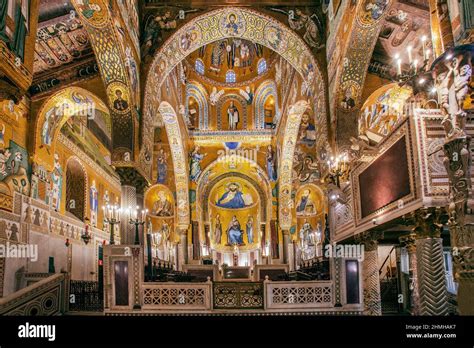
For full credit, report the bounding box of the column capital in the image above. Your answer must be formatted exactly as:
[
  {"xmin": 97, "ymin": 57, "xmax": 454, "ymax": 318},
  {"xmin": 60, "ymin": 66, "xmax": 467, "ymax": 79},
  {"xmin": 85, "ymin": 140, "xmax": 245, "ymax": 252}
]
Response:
[
  {"xmin": 399, "ymin": 233, "xmax": 417, "ymax": 253},
  {"xmin": 410, "ymin": 207, "xmax": 446, "ymax": 239},
  {"xmin": 355, "ymin": 231, "xmax": 383, "ymax": 251}
]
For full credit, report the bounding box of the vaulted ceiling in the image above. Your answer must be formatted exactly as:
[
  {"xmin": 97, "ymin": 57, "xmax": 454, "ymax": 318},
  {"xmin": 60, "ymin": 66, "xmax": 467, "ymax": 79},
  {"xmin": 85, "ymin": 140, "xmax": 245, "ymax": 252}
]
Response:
[
  {"xmin": 33, "ymin": 0, "xmax": 95, "ymax": 80},
  {"xmin": 369, "ymin": 0, "xmax": 432, "ymax": 79}
]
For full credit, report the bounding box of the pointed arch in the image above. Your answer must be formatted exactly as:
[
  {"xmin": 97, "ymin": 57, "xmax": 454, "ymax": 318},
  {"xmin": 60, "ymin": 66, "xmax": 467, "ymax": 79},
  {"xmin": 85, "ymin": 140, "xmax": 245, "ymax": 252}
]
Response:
[
  {"xmin": 278, "ymin": 100, "xmax": 310, "ymax": 229},
  {"xmin": 332, "ymin": 0, "xmax": 392, "ymax": 147},
  {"xmin": 144, "ymin": 8, "xmax": 328, "ymax": 228},
  {"xmin": 158, "ymin": 101, "xmax": 190, "ymax": 227},
  {"xmin": 71, "ymin": 0, "xmax": 142, "ymax": 171},
  {"xmin": 216, "ymin": 94, "xmax": 248, "ymax": 130},
  {"xmin": 195, "ymin": 155, "xmax": 273, "ymax": 251},
  {"xmin": 185, "ymin": 81, "xmax": 209, "ymax": 129},
  {"xmin": 33, "ymin": 87, "xmax": 110, "ymax": 171},
  {"xmin": 65, "ymin": 156, "xmax": 89, "ymax": 222},
  {"xmin": 143, "ymin": 7, "xmax": 327, "ymax": 146},
  {"xmin": 254, "ymin": 79, "xmax": 280, "ymax": 129}
]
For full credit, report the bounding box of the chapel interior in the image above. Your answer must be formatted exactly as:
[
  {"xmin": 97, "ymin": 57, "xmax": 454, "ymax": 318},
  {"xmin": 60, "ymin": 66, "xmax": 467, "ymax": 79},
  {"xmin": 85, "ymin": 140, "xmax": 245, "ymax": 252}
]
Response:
[{"xmin": 0, "ymin": 0, "xmax": 473, "ymax": 316}]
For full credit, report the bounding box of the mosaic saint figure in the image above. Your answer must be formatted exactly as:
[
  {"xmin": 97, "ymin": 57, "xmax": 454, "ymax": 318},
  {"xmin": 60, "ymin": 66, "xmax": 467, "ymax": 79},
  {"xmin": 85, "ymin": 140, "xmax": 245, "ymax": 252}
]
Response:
[
  {"xmin": 42, "ymin": 107, "xmax": 57, "ymax": 146},
  {"xmin": 296, "ymin": 189, "xmax": 316, "ymax": 215},
  {"xmin": 125, "ymin": 47, "xmax": 139, "ymax": 105},
  {"xmin": 266, "ymin": 145, "xmax": 277, "ymax": 181},
  {"xmin": 246, "ymin": 216, "xmax": 254, "ymax": 244},
  {"xmin": 341, "ymin": 87, "xmax": 355, "ymax": 110},
  {"xmin": 210, "ymin": 41, "xmax": 226, "ymax": 72},
  {"xmin": 51, "ymin": 154, "xmax": 62, "ymax": 211},
  {"xmin": 156, "ymin": 148, "xmax": 168, "ymax": 184},
  {"xmin": 153, "ymin": 191, "xmax": 172, "ymax": 217},
  {"xmin": 90, "ymin": 180, "xmax": 99, "ymax": 227},
  {"xmin": 113, "ymin": 89, "xmax": 128, "ymax": 111},
  {"xmin": 214, "ymin": 214, "xmax": 222, "ymax": 244},
  {"xmin": 189, "ymin": 146, "xmax": 206, "ymax": 182},
  {"xmin": 227, "ymin": 101, "xmax": 239, "ymax": 130},
  {"xmin": 227, "ymin": 215, "xmax": 244, "ymax": 245}
]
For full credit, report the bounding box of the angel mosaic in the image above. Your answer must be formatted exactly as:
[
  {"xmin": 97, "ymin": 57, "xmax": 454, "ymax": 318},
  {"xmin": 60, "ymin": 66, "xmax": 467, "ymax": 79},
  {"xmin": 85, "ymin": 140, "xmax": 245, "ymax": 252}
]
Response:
[
  {"xmin": 359, "ymin": 0, "xmax": 390, "ymax": 24},
  {"xmin": 142, "ymin": 8, "xmax": 199, "ymax": 58},
  {"xmin": 270, "ymin": 8, "xmax": 323, "ymax": 49}
]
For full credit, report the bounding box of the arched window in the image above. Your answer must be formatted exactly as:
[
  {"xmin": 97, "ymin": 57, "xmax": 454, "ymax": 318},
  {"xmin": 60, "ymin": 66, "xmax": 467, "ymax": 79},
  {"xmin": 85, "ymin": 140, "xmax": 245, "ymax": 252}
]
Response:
[
  {"xmin": 257, "ymin": 58, "xmax": 267, "ymax": 74},
  {"xmin": 66, "ymin": 159, "xmax": 86, "ymax": 221},
  {"xmin": 226, "ymin": 70, "xmax": 236, "ymax": 83},
  {"xmin": 195, "ymin": 59, "xmax": 204, "ymax": 75}
]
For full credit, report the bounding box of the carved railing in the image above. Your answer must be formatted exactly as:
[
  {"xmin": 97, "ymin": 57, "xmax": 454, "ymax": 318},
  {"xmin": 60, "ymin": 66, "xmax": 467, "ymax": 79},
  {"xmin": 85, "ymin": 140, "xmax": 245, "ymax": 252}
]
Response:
[
  {"xmin": 213, "ymin": 282, "xmax": 264, "ymax": 310},
  {"xmin": 0, "ymin": 273, "xmax": 66, "ymax": 316},
  {"xmin": 264, "ymin": 280, "xmax": 333, "ymax": 310},
  {"xmin": 68, "ymin": 280, "xmax": 103, "ymax": 312},
  {"xmin": 142, "ymin": 282, "xmax": 212, "ymax": 311}
]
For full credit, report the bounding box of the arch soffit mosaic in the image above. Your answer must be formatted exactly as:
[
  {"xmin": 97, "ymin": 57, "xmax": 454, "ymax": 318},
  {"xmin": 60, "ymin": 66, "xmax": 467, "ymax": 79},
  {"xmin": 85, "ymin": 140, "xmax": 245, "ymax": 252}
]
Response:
[
  {"xmin": 278, "ymin": 99, "xmax": 310, "ymax": 229},
  {"xmin": 33, "ymin": 87, "xmax": 110, "ymax": 171},
  {"xmin": 144, "ymin": 8, "xmax": 327, "ymax": 227},
  {"xmin": 158, "ymin": 101, "xmax": 190, "ymax": 228},
  {"xmin": 70, "ymin": 0, "xmax": 141, "ymax": 167},
  {"xmin": 333, "ymin": 0, "xmax": 393, "ymax": 147}
]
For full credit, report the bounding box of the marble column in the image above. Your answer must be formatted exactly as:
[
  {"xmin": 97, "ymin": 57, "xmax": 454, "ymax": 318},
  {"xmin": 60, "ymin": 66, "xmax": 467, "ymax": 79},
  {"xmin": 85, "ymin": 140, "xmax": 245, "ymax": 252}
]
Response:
[
  {"xmin": 120, "ymin": 185, "xmax": 137, "ymax": 245},
  {"xmin": 178, "ymin": 228, "xmax": 188, "ymax": 270},
  {"xmin": 136, "ymin": 192, "xmax": 144, "ymax": 245},
  {"xmin": 416, "ymin": 237, "xmax": 449, "ymax": 315},
  {"xmin": 288, "ymin": 241, "xmax": 295, "ymax": 271},
  {"xmin": 282, "ymin": 230, "xmax": 290, "ymax": 265},
  {"xmin": 0, "ymin": 256, "xmax": 5, "ymax": 297},
  {"xmin": 411, "ymin": 208, "xmax": 449, "ymax": 316},
  {"xmin": 356, "ymin": 231, "xmax": 382, "ymax": 316},
  {"xmin": 399, "ymin": 233, "xmax": 420, "ymax": 315},
  {"xmin": 443, "ymin": 137, "xmax": 473, "ymax": 315}
]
